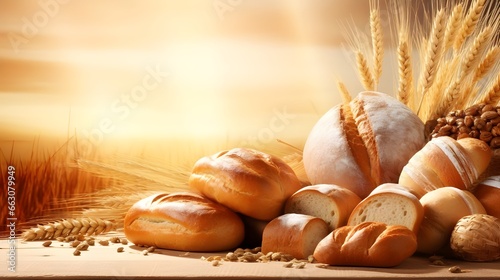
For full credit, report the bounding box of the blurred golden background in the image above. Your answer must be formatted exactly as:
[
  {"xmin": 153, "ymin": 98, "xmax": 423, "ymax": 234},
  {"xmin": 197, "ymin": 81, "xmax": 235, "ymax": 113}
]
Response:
[{"xmin": 0, "ymin": 0, "xmax": 401, "ymax": 159}]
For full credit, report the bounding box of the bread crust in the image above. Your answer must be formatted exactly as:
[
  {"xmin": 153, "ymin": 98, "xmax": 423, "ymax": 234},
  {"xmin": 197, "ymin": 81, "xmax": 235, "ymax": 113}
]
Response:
[
  {"xmin": 189, "ymin": 148, "xmax": 302, "ymax": 221},
  {"xmin": 124, "ymin": 192, "xmax": 245, "ymax": 252},
  {"xmin": 261, "ymin": 213, "xmax": 330, "ymax": 260},
  {"xmin": 313, "ymin": 222, "xmax": 417, "ymax": 267},
  {"xmin": 303, "ymin": 91, "xmax": 425, "ymax": 198},
  {"xmin": 473, "ymin": 176, "xmax": 500, "ymax": 219}
]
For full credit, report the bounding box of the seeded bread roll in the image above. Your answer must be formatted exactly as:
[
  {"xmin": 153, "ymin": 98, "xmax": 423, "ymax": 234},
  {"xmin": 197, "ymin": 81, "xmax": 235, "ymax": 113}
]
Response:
[
  {"xmin": 261, "ymin": 213, "xmax": 330, "ymax": 260},
  {"xmin": 303, "ymin": 91, "xmax": 425, "ymax": 198},
  {"xmin": 284, "ymin": 184, "xmax": 361, "ymax": 231},
  {"xmin": 189, "ymin": 148, "xmax": 302, "ymax": 221},
  {"xmin": 347, "ymin": 183, "xmax": 424, "ymax": 233},
  {"xmin": 417, "ymin": 187, "xmax": 487, "ymax": 254},
  {"xmin": 313, "ymin": 222, "xmax": 417, "ymax": 267},
  {"xmin": 124, "ymin": 192, "xmax": 245, "ymax": 252},
  {"xmin": 474, "ymin": 176, "xmax": 500, "ymax": 219}
]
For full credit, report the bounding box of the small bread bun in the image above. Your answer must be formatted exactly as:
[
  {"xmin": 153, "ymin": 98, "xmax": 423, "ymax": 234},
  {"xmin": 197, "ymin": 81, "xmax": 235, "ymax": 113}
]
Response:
[
  {"xmin": 189, "ymin": 148, "xmax": 302, "ymax": 221},
  {"xmin": 261, "ymin": 213, "xmax": 330, "ymax": 260},
  {"xmin": 313, "ymin": 222, "xmax": 417, "ymax": 267},
  {"xmin": 473, "ymin": 176, "xmax": 500, "ymax": 219},
  {"xmin": 347, "ymin": 183, "xmax": 424, "ymax": 233},
  {"xmin": 417, "ymin": 187, "xmax": 486, "ymax": 255},
  {"xmin": 284, "ymin": 184, "xmax": 361, "ymax": 231},
  {"xmin": 124, "ymin": 192, "xmax": 244, "ymax": 252}
]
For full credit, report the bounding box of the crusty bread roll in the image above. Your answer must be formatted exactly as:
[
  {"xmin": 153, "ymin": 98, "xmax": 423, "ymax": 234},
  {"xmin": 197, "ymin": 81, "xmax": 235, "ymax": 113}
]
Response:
[
  {"xmin": 417, "ymin": 187, "xmax": 487, "ymax": 255},
  {"xmin": 473, "ymin": 176, "xmax": 500, "ymax": 219},
  {"xmin": 347, "ymin": 183, "xmax": 424, "ymax": 233},
  {"xmin": 313, "ymin": 222, "xmax": 417, "ymax": 267},
  {"xmin": 189, "ymin": 148, "xmax": 302, "ymax": 221},
  {"xmin": 399, "ymin": 137, "xmax": 492, "ymax": 195},
  {"xmin": 261, "ymin": 213, "xmax": 330, "ymax": 260},
  {"xmin": 284, "ymin": 184, "xmax": 361, "ymax": 231},
  {"xmin": 303, "ymin": 91, "xmax": 425, "ymax": 198},
  {"xmin": 124, "ymin": 192, "xmax": 245, "ymax": 252}
]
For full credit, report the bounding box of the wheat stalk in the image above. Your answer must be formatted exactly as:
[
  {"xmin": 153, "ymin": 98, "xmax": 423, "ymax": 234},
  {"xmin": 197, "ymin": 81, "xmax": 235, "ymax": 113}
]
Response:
[
  {"xmin": 474, "ymin": 45, "xmax": 500, "ymax": 82},
  {"xmin": 370, "ymin": 1, "xmax": 383, "ymax": 88},
  {"xmin": 444, "ymin": 3, "xmax": 465, "ymax": 50},
  {"xmin": 453, "ymin": 0, "xmax": 486, "ymax": 53},
  {"xmin": 477, "ymin": 72, "xmax": 500, "ymax": 105},
  {"xmin": 397, "ymin": 39, "xmax": 414, "ymax": 108},
  {"xmin": 416, "ymin": 8, "xmax": 446, "ymax": 116},
  {"xmin": 337, "ymin": 80, "xmax": 352, "ymax": 103},
  {"xmin": 21, "ymin": 217, "xmax": 115, "ymax": 241},
  {"xmin": 355, "ymin": 51, "xmax": 375, "ymax": 91}
]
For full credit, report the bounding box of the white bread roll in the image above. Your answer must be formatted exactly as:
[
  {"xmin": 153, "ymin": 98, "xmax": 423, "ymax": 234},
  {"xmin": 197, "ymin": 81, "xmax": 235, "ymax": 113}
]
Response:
[
  {"xmin": 284, "ymin": 184, "xmax": 361, "ymax": 231},
  {"xmin": 417, "ymin": 187, "xmax": 487, "ymax": 255},
  {"xmin": 313, "ymin": 222, "xmax": 417, "ymax": 267},
  {"xmin": 124, "ymin": 192, "xmax": 245, "ymax": 252},
  {"xmin": 347, "ymin": 183, "xmax": 424, "ymax": 233},
  {"xmin": 399, "ymin": 137, "xmax": 492, "ymax": 195},
  {"xmin": 303, "ymin": 91, "xmax": 425, "ymax": 198},
  {"xmin": 189, "ymin": 148, "xmax": 302, "ymax": 221},
  {"xmin": 473, "ymin": 176, "xmax": 500, "ymax": 219},
  {"xmin": 261, "ymin": 213, "xmax": 330, "ymax": 260}
]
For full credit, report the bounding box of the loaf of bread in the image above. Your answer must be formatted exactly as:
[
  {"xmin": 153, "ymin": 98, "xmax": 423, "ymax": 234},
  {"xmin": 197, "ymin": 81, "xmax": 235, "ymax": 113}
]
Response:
[
  {"xmin": 284, "ymin": 184, "xmax": 361, "ymax": 231},
  {"xmin": 189, "ymin": 148, "xmax": 302, "ymax": 221},
  {"xmin": 347, "ymin": 183, "xmax": 424, "ymax": 233},
  {"xmin": 474, "ymin": 176, "xmax": 500, "ymax": 219},
  {"xmin": 261, "ymin": 213, "xmax": 330, "ymax": 260},
  {"xmin": 303, "ymin": 91, "xmax": 425, "ymax": 198},
  {"xmin": 399, "ymin": 137, "xmax": 492, "ymax": 195},
  {"xmin": 313, "ymin": 222, "xmax": 417, "ymax": 267},
  {"xmin": 417, "ymin": 187, "xmax": 487, "ymax": 255},
  {"xmin": 124, "ymin": 192, "xmax": 245, "ymax": 252}
]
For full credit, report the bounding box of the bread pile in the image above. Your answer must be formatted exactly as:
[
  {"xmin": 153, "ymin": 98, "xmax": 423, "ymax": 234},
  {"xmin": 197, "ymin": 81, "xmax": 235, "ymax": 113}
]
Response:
[{"xmin": 124, "ymin": 91, "xmax": 500, "ymax": 267}]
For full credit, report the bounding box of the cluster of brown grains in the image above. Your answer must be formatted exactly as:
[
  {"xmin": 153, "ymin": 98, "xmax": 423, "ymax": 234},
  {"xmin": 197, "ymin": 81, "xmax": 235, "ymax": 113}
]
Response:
[
  {"xmin": 22, "ymin": 217, "xmax": 115, "ymax": 241},
  {"xmin": 430, "ymin": 104, "xmax": 500, "ymax": 148},
  {"xmin": 39, "ymin": 234, "xmax": 129, "ymax": 257},
  {"xmin": 201, "ymin": 247, "xmax": 318, "ymax": 269}
]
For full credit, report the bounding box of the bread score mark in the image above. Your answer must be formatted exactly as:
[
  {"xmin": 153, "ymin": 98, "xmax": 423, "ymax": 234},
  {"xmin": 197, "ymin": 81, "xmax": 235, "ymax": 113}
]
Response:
[{"xmin": 339, "ymin": 102, "xmax": 378, "ymax": 191}]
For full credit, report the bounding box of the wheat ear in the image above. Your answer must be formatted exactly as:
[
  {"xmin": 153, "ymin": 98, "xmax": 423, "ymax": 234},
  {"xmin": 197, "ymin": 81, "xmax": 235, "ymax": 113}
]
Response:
[
  {"xmin": 370, "ymin": 1, "xmax": 383, "ymax": 88},
  {"xmin": 453, "ymin": 0, "xmax": 486, "ymax": 53},
  {"xmin": 336, "ymin": 80, "xmax": 352, "ymax": 103},
  {"xmin": 443, "ymin": 3, "xmax": 464, "ymax": 50},
  {"xmin": 474, "ymin": 46, "xmax": 500, "ymax": 82},
  {"xmin": 416, "ymin": 9, "xmax": 446, "ymax": 116},
  {"xmin": 460, "ymin": 26, "xmax": 493, "ymax": 78},
  {"xmin": 397, "ymin": 39, "xmax": 413, "ymax": 108},
  {"xmin": 355, "ymin": 51, "xmax": 375, "ymax": 91},
  {"xmin": 22, "ymin": 217, "xmax": 115, "ymax": 241},
  {"xmin": 477, "ymin": 73, "xmax": 500, "ymax": 105}
]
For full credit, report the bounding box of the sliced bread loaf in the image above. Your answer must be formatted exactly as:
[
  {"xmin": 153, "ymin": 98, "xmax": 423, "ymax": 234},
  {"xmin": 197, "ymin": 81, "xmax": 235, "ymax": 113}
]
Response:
[
  {"xmin": 284, "ymin": 184, "xmax": 361, "ymax": 231},
  {"xmin": 347, "ymin": 183, "xmax": 424, "ymax": 233}
]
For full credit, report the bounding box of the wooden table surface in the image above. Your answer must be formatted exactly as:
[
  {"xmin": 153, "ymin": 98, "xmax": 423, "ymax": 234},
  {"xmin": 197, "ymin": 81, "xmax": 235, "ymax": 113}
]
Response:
[{"xmin": 1, "ymin": 234, "xmax": 499, "ymax": 280}]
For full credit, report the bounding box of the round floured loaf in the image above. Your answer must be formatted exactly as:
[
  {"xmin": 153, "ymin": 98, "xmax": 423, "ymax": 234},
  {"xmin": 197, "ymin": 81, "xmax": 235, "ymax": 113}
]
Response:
[
  {"xmin": 284, "ymin": 184, "xmax": 361, "ymax": 231},
  {"xmin": 124, "ymin": 192, "xmax": 245, "ymax": 252},
  {"xmin": 303, "ymin": 91, "xmax": 425, "ymax": 198},
  {"xmin": 261, "ymin": 213, "xmax": 330, "ymax": 260},
  {"xmin": 189, "ymin": 148, "xmax": 302, "ymax": 221},
  {"xmin": 347, "ymin": 183, "xmax": 424, "ymax": 233},
  {"xmin": 417, "ymin": 187, "xmax": 486, "ymax": 255},
  {"xmin": 313, "ymin": 222, "xmax": 417, "ymax": 267}
]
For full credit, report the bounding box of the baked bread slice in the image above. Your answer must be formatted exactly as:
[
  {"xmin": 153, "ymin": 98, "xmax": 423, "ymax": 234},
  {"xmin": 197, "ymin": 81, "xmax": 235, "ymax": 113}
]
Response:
[
  {"xmin": 284, "ymin": 184, "xmax": 361, "ymax": 231},
  {"xmin": 347, "ymin": 183, "xmax": 424, "ymax": 233}
]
